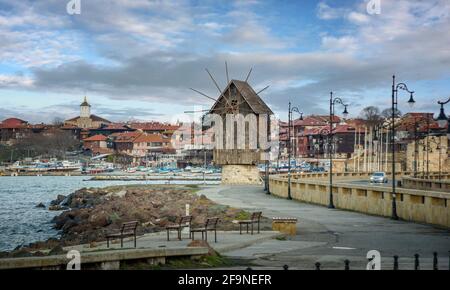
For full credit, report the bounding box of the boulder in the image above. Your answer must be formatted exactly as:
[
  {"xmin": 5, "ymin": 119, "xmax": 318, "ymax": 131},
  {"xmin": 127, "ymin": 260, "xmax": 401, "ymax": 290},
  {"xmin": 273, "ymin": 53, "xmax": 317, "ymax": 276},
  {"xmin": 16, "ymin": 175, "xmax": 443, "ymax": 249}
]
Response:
[{"xmin": 35, "ymin": 202, "xmax": 45, "ymax": 208}]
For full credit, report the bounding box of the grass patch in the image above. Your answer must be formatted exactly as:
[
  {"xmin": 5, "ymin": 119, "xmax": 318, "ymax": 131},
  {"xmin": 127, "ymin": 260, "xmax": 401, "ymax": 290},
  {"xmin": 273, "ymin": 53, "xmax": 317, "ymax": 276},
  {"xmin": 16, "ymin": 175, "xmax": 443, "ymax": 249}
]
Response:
[
  {"xmin": 275, "ymin": 235, "xmax": 287, "ymax": 241},
  {"xmin": 120, "ymin": 253, "xmax": 234, "ymax": 270},
  {"xmin": 235, "ymin": 210, "xmax": 251, "ymax": 220}
]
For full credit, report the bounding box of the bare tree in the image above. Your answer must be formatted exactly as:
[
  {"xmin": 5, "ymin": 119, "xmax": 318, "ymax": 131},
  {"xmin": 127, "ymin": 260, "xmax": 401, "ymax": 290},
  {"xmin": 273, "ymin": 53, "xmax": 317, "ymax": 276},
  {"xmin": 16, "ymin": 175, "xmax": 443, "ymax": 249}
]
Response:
[
  {"xmin": 359, "ymin": 106, "xmax": 383, "ymax": 127},
  {"xmin": 52, "ymin": 117, "xmax": 65, "ymax": 127},
  {"xmin": 381, "ymin": 108, "xmax": 402, "ymax": 119}
]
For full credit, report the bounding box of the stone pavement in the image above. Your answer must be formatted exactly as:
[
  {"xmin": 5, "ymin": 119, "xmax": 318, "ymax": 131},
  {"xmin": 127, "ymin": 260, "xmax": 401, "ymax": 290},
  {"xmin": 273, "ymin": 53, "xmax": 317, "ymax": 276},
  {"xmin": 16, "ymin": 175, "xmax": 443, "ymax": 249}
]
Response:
[
  {"xmin": 198, "ymin": 185, "xmax": 450, "ymax": 270},
  {"xmin": 65, "ymin": 230, "xmax": 281, "ymax": 255}
]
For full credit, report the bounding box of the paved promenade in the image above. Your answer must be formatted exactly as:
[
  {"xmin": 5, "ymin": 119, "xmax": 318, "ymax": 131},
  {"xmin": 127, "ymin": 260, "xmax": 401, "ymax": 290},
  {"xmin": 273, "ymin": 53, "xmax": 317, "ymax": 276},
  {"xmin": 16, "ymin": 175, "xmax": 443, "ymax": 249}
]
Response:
[
  {"xmin": 65, "ymin": 230, "xmax": 281, "ymax": 255},
  {"xmin": 198, "ymin": 185, "xmax": 450, "ymax": 270}
]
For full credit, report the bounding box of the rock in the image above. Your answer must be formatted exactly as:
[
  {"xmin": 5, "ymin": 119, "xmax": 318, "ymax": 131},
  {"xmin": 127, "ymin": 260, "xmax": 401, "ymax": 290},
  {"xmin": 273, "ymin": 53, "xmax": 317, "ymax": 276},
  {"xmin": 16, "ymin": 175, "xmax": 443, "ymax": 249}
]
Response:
[
  {"xmin": 62, "ymin": 220, "xmax": 78, "ymax": 233},
  {"xmin": 51, "ymin": 194, "xmax": 66, "ymax": 206},
  {"xmin": 36, "ymin": 202, "xmax": 45, "ymax": 208},
  {"xmin": 48, "ymin": 205, "xmax": 66, "ymax": 211},
  {"xmin": 48, "ymin": 245, "xmax": 65, "ymax": 256}
]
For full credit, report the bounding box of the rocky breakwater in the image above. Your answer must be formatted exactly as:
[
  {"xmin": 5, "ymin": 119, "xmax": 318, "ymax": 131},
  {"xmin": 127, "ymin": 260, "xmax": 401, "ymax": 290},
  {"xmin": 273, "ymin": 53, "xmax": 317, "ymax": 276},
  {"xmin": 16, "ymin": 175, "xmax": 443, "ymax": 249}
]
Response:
[{"xmin": 4, "ymin": 185, "xmax": 267, "ymax": 257}]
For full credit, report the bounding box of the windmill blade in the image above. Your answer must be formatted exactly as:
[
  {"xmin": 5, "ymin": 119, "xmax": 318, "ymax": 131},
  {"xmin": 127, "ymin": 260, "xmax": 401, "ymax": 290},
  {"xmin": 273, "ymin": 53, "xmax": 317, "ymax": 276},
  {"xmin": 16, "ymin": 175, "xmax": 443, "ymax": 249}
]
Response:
[
  {"xmin": 256, "ymin": 85, "xmax": 270, "ymax": 95},
  {"xmin": 189, "ymin": 88, "xmax": 217, "ymax": 102},
  {"xmin": 225, "ymin": 61, "xmax": 230, "ymax": 84},
  {"xmin": 245, "ymin": 67, "xmax": 253, "ymax": 82},
  {"xmin": 205, "ymin": 68, "xmax": 232, "ymax": 106},
  {"xmin": 205, "ymin": 68, "xmax": 223, "ymax": 94},
  {"xmin": 184, "ymin": 109, "xmax": 210, "ymax": 114}
]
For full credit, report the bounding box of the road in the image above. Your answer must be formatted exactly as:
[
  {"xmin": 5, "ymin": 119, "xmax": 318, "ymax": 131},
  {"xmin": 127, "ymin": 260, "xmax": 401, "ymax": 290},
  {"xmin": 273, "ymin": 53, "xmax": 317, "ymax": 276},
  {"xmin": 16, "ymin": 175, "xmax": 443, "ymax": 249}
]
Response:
[
  {"xmin": 339, "ymin": 179, "xmax": 393, "ymax": 186},
  {"xmin": 199, "ymin": 185, "xmax": 450, "ymax": 270}
]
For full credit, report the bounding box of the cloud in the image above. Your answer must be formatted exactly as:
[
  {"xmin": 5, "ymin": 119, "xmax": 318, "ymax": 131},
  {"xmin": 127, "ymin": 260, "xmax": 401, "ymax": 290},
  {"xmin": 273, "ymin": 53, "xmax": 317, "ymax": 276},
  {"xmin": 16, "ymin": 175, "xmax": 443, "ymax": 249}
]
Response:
[
  {"xmin": 316, "ymin": 2, "xmax": 349, "ymax": 20},
  {"xmin": 0, "ymin": 0, "xmax": 449, "ymax": 122}
]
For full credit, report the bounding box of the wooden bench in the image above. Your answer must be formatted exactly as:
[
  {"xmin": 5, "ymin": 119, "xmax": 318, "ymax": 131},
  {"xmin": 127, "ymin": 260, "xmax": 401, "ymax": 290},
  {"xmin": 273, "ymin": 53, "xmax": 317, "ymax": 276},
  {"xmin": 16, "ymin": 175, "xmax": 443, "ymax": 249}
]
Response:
[
  {"xmin": 165, "ymin": 215, "xmax": 193, "ymax": 241},
  {"xmin": 106, "ymin": 221, "xmax": 138, "ymax": 248},
  {"xmin": 238, "ymin": 212, "xmax": 262, "ymax": 235},
  {"xmin": 190, "ymin": 217, "xmax": 219, "ymax": 243}
]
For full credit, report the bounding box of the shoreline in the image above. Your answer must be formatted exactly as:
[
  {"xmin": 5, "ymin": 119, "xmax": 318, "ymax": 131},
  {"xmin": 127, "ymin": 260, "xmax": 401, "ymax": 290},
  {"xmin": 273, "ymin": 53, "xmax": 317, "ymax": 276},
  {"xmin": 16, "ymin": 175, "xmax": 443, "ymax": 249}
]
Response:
[{"xmin": 0, "ymin": 183, "xmax": 269, "ymax": 257}]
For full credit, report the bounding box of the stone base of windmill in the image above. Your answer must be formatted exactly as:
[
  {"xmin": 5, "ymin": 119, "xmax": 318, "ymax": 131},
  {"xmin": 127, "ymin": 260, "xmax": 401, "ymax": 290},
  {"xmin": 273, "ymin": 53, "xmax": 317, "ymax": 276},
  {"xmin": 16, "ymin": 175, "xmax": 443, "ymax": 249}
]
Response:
[{"xmin": 221, "ymin": 165, "xmax": 262, "ymax": 185}]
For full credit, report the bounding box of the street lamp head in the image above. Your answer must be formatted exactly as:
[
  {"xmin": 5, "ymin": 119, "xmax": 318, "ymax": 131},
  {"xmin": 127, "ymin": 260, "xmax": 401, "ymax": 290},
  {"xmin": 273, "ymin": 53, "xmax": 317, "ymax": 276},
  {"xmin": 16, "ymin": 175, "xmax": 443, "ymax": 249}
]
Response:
[
  {"xmin": 407, "ymin": 92, "xmax": 415, "ymax": 109},
  {"xmin": 299, "ymin": 113, "xmax": 304, "ymax": 121},
  {"xmin": 342, "ymin": 105, "xmax": 349, "ymax": 118},
  {"xmin": 436, "ymin": 105, "xmax": 448, "ymax": 128}
]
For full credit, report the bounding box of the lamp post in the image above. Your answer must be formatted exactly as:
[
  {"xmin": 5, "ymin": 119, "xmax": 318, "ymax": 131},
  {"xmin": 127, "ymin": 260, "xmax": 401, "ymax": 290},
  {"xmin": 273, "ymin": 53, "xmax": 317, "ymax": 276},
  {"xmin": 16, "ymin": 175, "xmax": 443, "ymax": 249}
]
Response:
[
  {"xmin": 328, "ymin": 92, "xmax": 349, "ymax": 209},
  {"xmin": 287, "ymin": 102, "xmax": 303, "ymax": 200},
  {"xmin": 390, "ymin": 75, "xmax": 415, "ymax": 220},
  {"xmin": 435, "ymin": 98, "xmax": 450, "ymax": 180},
  {"xmin": 412, "ymin": 118, "xmax": 420, "ymax": 177}
]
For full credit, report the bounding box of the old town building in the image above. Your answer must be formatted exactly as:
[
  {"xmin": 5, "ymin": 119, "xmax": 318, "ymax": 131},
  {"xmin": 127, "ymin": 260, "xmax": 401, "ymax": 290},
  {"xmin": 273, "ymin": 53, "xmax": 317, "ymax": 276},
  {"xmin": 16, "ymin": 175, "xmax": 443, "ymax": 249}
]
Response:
[{"xmin": 64, "ymin": 97, "xmax": 111, "ymax": 130}]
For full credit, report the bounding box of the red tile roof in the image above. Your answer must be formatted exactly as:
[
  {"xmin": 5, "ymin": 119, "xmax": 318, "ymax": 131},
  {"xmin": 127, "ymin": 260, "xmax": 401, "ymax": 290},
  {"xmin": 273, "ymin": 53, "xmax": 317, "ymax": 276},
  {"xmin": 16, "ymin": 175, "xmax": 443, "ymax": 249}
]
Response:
[
  {"xmin": 0, "ymin": 118, "xmax": 28, "ymax": 129},
  {"xmin": 293, "ymin": 115, "xmax": 340, "ymax": 126},
  {"xmin": 83, "ymin": 134, "xmax": 108, "ymax": 142},
  {"xmin": 133, "ymin": 133, "xmax": 168, "ymax": 143},
  {"xmin": 65, "ymin": 114, "xmax": 111, "ymax": 123},
  {"xmin": 129, "ymin": 122, "xmax": 180, "ymax": 131},
  {"xmin": 111, "ymin": 131, "xmax": 142, "ymax": 143},
  {"xmin": 102, "ymin": 123, "xmax": 130, "ymax": 130}
]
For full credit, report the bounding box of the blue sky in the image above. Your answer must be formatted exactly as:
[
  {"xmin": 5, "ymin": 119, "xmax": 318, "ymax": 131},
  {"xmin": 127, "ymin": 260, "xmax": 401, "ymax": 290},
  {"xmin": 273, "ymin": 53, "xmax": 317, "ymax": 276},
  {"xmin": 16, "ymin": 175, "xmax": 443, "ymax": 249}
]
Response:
[{"xmin": 0, "ymin": 0, "xmax": 449, "ymax": 123}]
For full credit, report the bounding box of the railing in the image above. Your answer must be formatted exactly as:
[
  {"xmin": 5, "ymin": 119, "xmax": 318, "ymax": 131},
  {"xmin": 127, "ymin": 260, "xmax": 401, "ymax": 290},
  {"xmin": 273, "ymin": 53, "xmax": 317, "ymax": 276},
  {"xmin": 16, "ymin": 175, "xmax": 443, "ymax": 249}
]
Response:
[
  {"xmin": 276, "ymin": 171, "xmax": 450, "ymax": 181},
  {"xmin": 246, "ymin": 252, "xmax": 450, "ymax": 270}
]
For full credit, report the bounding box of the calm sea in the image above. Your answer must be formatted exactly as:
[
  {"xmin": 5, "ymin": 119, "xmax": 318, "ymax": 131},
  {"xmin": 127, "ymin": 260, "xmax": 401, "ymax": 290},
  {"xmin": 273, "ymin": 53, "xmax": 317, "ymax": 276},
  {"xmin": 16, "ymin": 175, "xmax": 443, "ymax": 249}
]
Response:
[{"xmin": 0, "ymin": 176, "xmax": 214, "ymax": 251}]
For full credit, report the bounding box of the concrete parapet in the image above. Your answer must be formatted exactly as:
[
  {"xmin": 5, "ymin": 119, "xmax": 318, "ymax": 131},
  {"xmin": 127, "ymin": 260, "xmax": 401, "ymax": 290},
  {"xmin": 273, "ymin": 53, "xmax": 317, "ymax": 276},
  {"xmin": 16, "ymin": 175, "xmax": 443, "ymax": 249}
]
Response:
[
  {"xmin": 0, "ymin": 247, "xmax": 208, "ymax": 270},
  {"xmin": 402, "ymin": 176, "xmax": 450, "ymax": 192}
]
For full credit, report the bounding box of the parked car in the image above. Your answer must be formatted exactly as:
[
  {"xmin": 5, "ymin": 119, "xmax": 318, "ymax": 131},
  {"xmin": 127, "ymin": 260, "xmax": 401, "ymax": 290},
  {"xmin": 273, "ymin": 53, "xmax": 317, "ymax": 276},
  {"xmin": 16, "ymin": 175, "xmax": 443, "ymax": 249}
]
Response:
[{"xmin": 370, "ymin": 172, "xmax": 388, "ymax": 184}]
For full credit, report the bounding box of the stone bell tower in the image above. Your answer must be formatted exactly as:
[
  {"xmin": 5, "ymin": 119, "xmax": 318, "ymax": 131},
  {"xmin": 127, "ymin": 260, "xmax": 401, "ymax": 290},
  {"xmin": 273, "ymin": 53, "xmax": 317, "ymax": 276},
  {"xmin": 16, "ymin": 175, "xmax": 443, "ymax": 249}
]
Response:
[{"xmin": 80, "ymin": 96, "xmax": 91, "ymax": 118}]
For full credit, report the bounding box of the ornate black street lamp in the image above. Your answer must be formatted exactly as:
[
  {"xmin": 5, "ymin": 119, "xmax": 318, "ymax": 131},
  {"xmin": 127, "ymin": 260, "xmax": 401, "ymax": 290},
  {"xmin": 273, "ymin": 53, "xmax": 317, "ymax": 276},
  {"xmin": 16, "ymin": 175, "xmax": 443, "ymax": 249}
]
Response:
[
  {"xmin": 390, "ymin": 75, "xmax": 415, "ymax": 220},
  {"xmin": 328, "ymin": 92, "xmax": 349, "ymax": 209},
  {"xmin": 436, "ymin": 97, "xmax": 450, "ymax": 139},
  {"xmin": 287, "ymin": 102, "xmax": 303, "ymax": 200}
]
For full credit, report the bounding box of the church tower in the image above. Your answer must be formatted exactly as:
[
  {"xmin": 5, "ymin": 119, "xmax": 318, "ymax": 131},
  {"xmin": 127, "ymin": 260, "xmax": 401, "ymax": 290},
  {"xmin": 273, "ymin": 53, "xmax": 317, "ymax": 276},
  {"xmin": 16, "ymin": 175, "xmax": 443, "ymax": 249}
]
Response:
[{"xmin": 80, "ymin": 96, "xmax": 91, "ymax": 118}]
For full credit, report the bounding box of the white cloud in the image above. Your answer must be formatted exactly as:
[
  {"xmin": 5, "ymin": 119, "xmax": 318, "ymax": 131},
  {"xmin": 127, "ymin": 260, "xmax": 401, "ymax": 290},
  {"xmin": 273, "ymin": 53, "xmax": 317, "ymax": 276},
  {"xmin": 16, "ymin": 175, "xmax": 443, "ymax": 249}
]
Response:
[{"xmin": 317, "ymin": 2, "xmax": 348, "ymax": 20}]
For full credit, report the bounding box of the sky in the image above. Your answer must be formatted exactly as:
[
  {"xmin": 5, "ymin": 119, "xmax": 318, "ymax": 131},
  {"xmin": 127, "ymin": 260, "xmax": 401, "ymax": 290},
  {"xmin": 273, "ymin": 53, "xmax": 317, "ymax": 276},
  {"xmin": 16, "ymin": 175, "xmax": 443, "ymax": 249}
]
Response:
[{"xmin": 0, "ymin": 0, "xmax": 449, "ymax": 124}]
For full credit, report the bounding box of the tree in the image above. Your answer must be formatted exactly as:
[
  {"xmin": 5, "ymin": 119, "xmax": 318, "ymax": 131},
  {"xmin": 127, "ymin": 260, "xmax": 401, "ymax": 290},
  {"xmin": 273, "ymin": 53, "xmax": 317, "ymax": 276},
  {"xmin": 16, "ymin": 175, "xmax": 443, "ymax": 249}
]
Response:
[
  {"xmin": 381, "ymin": 108, "xmax": 402, "ymax": 119},
  {"xmin": 52, "ymin": 117, "xmax": 65, "ymax": 127},
  {"xmin": 14, "ymin": 129, "xmax": 80, "ymax": 159},
  {"xmin": 359, "ymin": 106, "xmax": 383, "ymax": 127}
]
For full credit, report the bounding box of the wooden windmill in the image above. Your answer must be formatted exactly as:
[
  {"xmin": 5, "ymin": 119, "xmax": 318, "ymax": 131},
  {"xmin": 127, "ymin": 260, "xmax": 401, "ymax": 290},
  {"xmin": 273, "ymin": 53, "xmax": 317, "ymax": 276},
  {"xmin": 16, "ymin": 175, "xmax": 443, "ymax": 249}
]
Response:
[{"xmin": 189, "ymin": 63, "xmax": 273, "ymax": 184}]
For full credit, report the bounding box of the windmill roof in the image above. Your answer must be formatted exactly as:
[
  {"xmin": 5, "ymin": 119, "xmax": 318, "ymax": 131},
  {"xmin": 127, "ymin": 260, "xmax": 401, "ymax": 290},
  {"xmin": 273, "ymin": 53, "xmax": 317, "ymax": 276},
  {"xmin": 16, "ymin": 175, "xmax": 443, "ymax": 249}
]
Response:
[{"xmin": 210, "ymin": 79, "xmax": 273, "ymax": 115}]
